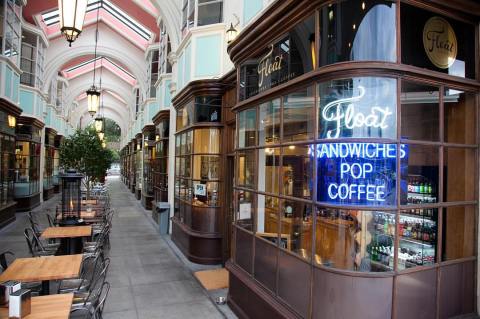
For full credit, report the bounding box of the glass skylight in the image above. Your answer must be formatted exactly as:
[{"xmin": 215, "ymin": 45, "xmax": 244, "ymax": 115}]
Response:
[
  {"xmin": 41, "ymin": 0, "xmax": 151, "ymax": 41},
  {"xmin": 65, "ymin": 56, "xmax": 136, "ymax": 80}
]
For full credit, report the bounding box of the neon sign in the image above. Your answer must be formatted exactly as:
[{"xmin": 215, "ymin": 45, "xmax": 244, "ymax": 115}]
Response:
[
  {"xmin": 312, "ymin": 143, "xmax": 408, "ymax": 205},
  {"xmin": 321, "ymin": 86, "xmax": 393, "ymax": 139}
]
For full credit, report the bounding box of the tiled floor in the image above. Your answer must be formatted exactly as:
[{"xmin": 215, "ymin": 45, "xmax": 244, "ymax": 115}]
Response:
[{"xmin": 0, "ymin": 176, "xmax": 232, "ymax": 319}]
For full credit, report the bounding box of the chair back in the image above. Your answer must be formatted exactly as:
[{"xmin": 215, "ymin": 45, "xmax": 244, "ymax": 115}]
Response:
[
  {"xmin": 93, "ymin": 282, "xmax": 110, "ymax": 319},
  {"xmin": 0, "ymin": 251, "xmax": 14, "ymax": 272},
  {"xmin": 24, "ymin": 228, "xmax": 38, "ymax": 257},
  {"xmin": 46, "ymin": 213, "xmax": 55, "ymax": 227}
]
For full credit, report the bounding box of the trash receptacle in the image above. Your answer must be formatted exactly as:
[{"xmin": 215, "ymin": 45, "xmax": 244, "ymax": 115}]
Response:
[{"xmin": 156, "ymin": 202, "xmax": 170, "ymax": 235}]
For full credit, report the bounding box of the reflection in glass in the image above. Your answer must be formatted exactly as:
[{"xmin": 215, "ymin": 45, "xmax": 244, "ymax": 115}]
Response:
[
  {"xmin": 319, "ymin": 1, "xmax": 396, "ymax": 66},
  {"xmin": 444, "ymin": 148, "xmax": 476, "ymax": 202},
  {"xmin": 194, "ymin": 128, "xmax": 220, "ymax": 153},
  {"xmin": 318, "ymin": 77, "xmax": 397, "ymax": 139},
  {"xmin": 194, "ymin": 96, "xmax": 221, "ymax": 123},
  {"xmin": 398, "ymin": 209, "xmax": 437, "ymax": 269},
  {"xmin": 442, "ymin": 206, "xmax": 475, "ymax": 261},
  {"xmin": 315, "ymin": 208, "xmax": 393, "ymax": 272},
  {"xmin": 444, "ymin": 89, "xmax": 476, "ymax": 145},
  {"xmin": 401, "ymin": 81, "xmax": 439, "ymax": 141},
  {"xmin": 256, "ymin": 195, "xmax": 279, "ymax": 236},
  {"xmin": 238, "ymin": 108, "xmax": 256, "ymax": 148},
  {"xmin": 237, "ymin": 150, "xmax": 255, "ymax": 188},
  {"xmin": 193, "ymin": 155, "xmax": 220, "ymax": 180},
  {"xmin": 259, "ymin": 99, "xmax": 280, "ymax": 146},
  {"xmin": 282, "ymin": 145, "xmax": 313, "ymax": 199},
  {"xmin": 283, "ymin": 87, "xmax": 314, "ymax": 142},
  {"xmin": 400, "ymin": 145, "xmax": 439, "ymax": 205},
  {"xmin": 281, "ymin": 199, "xmax": 312, "ymax": 261},
  {"xmin": 258, "ymin": 147, "xmax": 279, "ymax": 194}
]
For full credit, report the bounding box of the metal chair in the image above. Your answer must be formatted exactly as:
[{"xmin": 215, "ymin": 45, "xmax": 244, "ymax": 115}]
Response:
[
  {"xmin": 69, "ymin": 281, "xmax": 110, "ymax": 319},
  {"xmin": 58, "ymin": 254, "xmax": 109, "ymax": 294},
  {"xmin": 24, "ymin": 228, "xmax": 58, "ymax": 257},
  {"xmin": 0, "ymin": 251, "xmax": 14, "ymax": 272}
]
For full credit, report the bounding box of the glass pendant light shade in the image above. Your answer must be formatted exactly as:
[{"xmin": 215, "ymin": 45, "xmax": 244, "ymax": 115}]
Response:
[
  {"xmin": 226, "ymin": 23, "xmax": 238, "ymax": 44},
  {"xmin": 7, "ymin": 115, "xmax": 16, "ymax": 128},
  {"xmin": 58, "ymin": 0, "xmax": 88, "ymax": 46},
  {"xmin": 94, "ymin": 116, "xmax": 104, "ymax": 133},
  {"xmin": 87, "ymin": 86, "xmax": 100, "ymax": 116},
  {"xmin": 98, "ymin": 132, "xmax": 105, "ymax": 141}
]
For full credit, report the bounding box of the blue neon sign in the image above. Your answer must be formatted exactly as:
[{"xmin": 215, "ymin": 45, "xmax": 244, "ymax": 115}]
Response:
[{"xmin": 312, "ymin": 143, "xmax": 408, "ymax": 206}]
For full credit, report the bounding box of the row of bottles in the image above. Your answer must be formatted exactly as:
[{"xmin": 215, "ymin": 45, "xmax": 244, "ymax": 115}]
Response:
[
  {"xmin": 399, "ymin": 217, "xmax": 436, "ymax": 243},
  {"xmin": 407, "ymin": 176, "xmax": 435, "ymax": 194},
  {"xmin": 369, "ymin": 244, "xmax": 394, "ymax": 268},
  {"xmin": 404, "ymin": 208, "xmax": 435, "ymax": 218},
  {"xmin": 373, "ymin": 213, "xmax": 436, "ymax": 244},
  {"xmin": 369, "ymin": 243, "xmax": 436, "ymax": 269}
]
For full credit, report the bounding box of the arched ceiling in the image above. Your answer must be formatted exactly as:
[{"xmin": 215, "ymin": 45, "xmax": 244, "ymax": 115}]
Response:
[{"xmin": 23, "ymin": 0, "xmax": 182, "ymax": 132}]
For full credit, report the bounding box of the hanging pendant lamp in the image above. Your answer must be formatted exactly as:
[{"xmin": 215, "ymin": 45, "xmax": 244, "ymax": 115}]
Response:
[
  {"xmin": 58, "ymin": 0, "xmax": 88, "ymax": 46},
  {"xmin": 86, "ymin": 2, "xmax": 101, "ymax": 117}
]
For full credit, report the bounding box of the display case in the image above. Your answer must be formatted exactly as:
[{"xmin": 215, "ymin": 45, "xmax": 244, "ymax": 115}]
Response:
[
  {"xmin": 14, "ymin": 117, "xmax": 43, "ymax": 211},
  {"xmin": 135, "ymin": 133, "xmax": 143, "ymax": 200},
  {"xmin": 129, "ymin": 139, "xmax": 136, "ymax": 193},
  {"xmin": 152, "ymin": 110, "xmax": 170, "ymax": 209},
  {"xmin": 0, "ymin": 101, "xmax": 21, "ymax": 228},
  {"xmin": 43, "ymin": 128, "xmax": 56, "ymax": 201},
  {"xmin": 141, "ymin": 125, "xmax": 155, "ymax": 210},
  {"xmin": 53, "ymin": 135, "xmax": 63, "ymax": 193}
]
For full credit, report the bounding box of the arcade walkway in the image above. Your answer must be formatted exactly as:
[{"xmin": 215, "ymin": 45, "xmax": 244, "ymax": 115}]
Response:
[{"xmin": 0, "ymin": 176, "xmax": 228, "ymax": 319}]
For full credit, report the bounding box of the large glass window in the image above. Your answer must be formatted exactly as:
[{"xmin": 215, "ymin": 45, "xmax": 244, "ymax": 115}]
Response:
[
  {"xmin": 319, "ymin": 0, "xmax": 396, "ymax": 66},
  {"xmin": 401, "ymin": 82, "xmax": 439, "ymax": 141},
  {"xmin": 283, "ymin": 87, "xmax": 315, "ymax": 142},
  {"xmin": 197, "ymin": 0, "xmax": 223, "ymax": 26},
  {"xmin": 0, "ymin": 132, "xmax": 15, "ymax": 207},
  {"xmin": 239, "ymin": 15, "xmax": 315, "ymax": 101},
  {"xmin": 234, "ymin": 76, "xmax": 477, "ymax": 275},
  {"xmin": 258, "ymin": 99, "xmax": 280, "ymax": 146},
  {"xmin": 14, "ymin": 141, "xmax": 41, "ymax": 197},
  {"xmin": 238, "ymin": 108, "xmax": 256, "ymax": 148},
  {"xmin": 318, "ymin": 77, "xmax": 397, "ymax": 140},
  {"xmin": 175, "ymin": 128, "xmax": 221, "ymax": 207},
  {"xmin": 401, "ymin": 4, "xmax": 476, "ymax": 79},
  {"xmin": 1, "ymin": 0, "xmax": 21, "ymax": 64},
  {"xmin": 154, "ymin": 119, "xmax": 169, "ymax": 203},
  {"xmin": 194, "ymin": 96, "xmax": 221, "ymax": 123}
]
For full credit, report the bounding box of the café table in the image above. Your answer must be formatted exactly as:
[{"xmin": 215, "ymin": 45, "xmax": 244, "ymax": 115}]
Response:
[
  {"xmin": 0, "ymin": 255, "xmax": 83, "ymax": 295},
  {"xmin": 0, "ymin": 293, "xmax": 74, "ymax": 319},
  {"xmin": 41, "ymin": 226, "xmax": 92, "ymax": 255}
]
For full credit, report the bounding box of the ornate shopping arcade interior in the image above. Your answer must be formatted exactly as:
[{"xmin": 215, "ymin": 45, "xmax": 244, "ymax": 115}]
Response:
[{"xmin": 1, "ymin": 0, "xmax": 480, "ymax": 318}]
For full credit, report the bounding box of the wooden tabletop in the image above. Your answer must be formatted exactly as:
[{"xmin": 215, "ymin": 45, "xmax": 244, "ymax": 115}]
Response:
[
  {"xmin": 0, "ymin": 294, "xmax": 73, "ymax": 319},
  {"xmin": 41, "ymin": 226, "xmax": 92, "ymax": 239},
  {"xmin": 82, "ymin": 199, "xmax": 98, "ymax": 204},
  {"xmin": 0, "ymin": 255, "xmax": 83, "ymax": 282},
  {"xmin": 56, "ymin": 211, "xmax": 97, "ymax": 219}
]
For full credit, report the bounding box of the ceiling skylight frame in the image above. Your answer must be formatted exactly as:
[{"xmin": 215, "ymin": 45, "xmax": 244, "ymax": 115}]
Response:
[{"xmin": 41, "ymin": 0, "xmax": 152, "ymax": 41}]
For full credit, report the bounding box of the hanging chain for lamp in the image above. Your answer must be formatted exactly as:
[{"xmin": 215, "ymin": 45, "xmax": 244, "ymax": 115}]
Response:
[
  {"xmin": 87, "ymin": 2, "xmax": 101, "ymax": 117},
  {"xmin": 95, "ymin": 57, "xmax": 105, "ymax": 133}
]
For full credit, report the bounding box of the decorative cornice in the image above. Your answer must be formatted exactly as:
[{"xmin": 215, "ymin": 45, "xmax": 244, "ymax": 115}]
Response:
[
  {"xmin": 152, "ymin": 109, "xmax": 170, "ymax": 124},
  {"xmin": 18, "ymin": 115, "xmax": 45, "ymax": 129},
  {"xmin": 171, "ymin": 69, "xmax": 236, "ymax": 110},
  {"xmin": 0, "ymin": 98, "xmax": 22, "ymax": 116}
]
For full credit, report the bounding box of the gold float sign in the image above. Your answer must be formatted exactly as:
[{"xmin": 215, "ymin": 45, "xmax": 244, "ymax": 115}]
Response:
[{"xmin": 423, "ymin": 17, "xmax": 457, "ymax": 69}]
